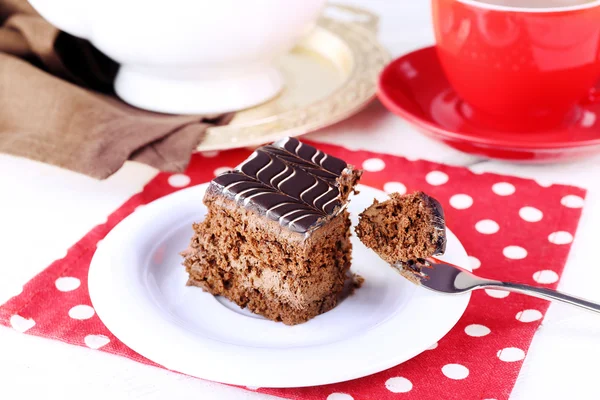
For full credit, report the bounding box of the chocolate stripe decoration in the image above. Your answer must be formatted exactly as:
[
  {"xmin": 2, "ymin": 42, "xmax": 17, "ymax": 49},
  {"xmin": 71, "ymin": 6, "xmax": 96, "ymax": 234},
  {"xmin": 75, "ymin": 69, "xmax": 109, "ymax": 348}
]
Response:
[{"xmin": 210, "ymin": 137, "xmax": 352, "ymax": 234}]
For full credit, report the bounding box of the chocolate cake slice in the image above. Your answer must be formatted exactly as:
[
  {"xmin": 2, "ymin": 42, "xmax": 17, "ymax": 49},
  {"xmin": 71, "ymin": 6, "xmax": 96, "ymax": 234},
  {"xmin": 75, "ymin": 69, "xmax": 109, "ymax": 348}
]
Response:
[
  {"xmin": 182, "ymin": 137, "xmax": 362, "ymax": 325},
  {"xmin": 355, "ymin": 192, "xmax": 446, "ymax": 266}
]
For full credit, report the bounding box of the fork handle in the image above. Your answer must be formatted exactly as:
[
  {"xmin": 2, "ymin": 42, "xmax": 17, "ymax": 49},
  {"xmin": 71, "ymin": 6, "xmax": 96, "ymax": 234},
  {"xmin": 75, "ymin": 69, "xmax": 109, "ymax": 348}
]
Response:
[{"xmin": 486, "ymin": 282, "xmax": 600, "ymax": 314}]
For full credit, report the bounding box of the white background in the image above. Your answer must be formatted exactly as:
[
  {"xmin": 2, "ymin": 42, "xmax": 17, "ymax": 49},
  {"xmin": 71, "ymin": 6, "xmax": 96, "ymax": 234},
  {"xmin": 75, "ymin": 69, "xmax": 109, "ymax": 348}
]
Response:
[{"xmin": 2, "ymin": 1, "xmax": 600, "ymax": 399}]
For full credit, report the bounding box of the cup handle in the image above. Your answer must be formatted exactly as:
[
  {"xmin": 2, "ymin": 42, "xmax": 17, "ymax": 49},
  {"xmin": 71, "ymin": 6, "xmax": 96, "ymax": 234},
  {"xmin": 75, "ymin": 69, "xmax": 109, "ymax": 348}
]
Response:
[{"xmin": 323, "ymin": 3, "xmax": 380, "ymax": 33}]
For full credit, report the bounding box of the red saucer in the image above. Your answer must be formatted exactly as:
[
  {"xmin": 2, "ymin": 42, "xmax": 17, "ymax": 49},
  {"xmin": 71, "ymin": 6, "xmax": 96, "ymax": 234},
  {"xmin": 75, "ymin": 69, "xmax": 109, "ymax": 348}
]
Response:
[{"xmin": 377, "ymin": 46, "xmax": 600, "ymax": 163}]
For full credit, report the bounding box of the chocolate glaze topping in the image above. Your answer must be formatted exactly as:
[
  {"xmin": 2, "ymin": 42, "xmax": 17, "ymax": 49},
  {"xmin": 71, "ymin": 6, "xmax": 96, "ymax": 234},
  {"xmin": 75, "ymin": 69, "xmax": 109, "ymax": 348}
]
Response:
[{"xmin": 210, "ymin": 137, "xmax": 352, "ymax": 234}]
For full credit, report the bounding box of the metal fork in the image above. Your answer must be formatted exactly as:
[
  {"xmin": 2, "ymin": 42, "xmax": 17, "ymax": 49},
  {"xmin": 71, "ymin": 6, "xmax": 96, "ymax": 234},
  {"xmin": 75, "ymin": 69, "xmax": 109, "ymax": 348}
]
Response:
[{"xmin": 395, "ymin": 258, "xmax": 600, "ymax": 314}]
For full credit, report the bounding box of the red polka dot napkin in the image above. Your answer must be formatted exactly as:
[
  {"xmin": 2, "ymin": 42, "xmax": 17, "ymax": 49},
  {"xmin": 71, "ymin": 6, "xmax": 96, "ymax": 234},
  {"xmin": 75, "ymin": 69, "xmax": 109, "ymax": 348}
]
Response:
[{"xmin": 0, "ymin": 142, "xmax": 586, "ymax": 400}]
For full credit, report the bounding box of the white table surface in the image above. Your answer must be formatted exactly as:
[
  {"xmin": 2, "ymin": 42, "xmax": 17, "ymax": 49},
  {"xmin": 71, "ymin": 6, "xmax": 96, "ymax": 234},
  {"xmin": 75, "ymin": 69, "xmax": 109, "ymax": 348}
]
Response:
[{"xmin": 2, "ymin": 1, "xmax": 600, "ymax": 399}]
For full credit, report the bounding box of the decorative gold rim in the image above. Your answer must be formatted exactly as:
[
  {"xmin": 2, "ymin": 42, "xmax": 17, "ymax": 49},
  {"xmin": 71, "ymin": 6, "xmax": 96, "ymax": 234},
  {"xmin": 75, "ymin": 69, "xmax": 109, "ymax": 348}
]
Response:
[{"xmin": 198, "ymin": 7, "xmax": 390, "ymax": 152}]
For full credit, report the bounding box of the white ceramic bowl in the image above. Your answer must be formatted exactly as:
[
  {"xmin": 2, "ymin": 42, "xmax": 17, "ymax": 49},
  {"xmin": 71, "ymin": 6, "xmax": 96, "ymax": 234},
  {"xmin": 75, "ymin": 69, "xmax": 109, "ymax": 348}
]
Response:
[{"xmin": 29, "ymin": 0, "xmax": 327, "ymax": 114}]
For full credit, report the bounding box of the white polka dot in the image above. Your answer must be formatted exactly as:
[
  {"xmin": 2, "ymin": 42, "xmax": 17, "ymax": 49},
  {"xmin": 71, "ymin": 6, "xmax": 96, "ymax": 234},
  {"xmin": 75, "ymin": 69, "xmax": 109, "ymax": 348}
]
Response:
[
  {"xmin": 427, "ymin": 342, "xmax": 439, "ymax": 350},
  {"xmin": 168, "ymin": 174, "xmax": 191, "ymax": 188},
  {"xmin": 548, "ymin": 231, "xmax": 573, "ymax": 245},
  {"xmin": 214, "ymin": 166, "xmax": 233, "ymax": 176},
  {"xmin": 503, "ymin": 246, "xmax": 527, "ymax": 260},
  {"xmin": 492, "ymin": 182, "xmax": 515, "ymax": 196},
  {"xmin": 536, "ymin": 180, "xmax": 552, "ymax": 188},
  {"xmin": 450, "ymin": 194, "xmax": 473, "ymax": 210},
  {"xmin": 561, "ymin": 195, "xmax": 585, "ymax": 208},
  {"xmin": 201, "ymin": 151, "xmax": 219, "ymax": 158},
  {"xmin": 326, "ymin": 394, "xmax": 353, "ymax": 400},
  {"xmin": 385, "ymin": 377, "xmax": 413, "ymax": 393},
  {"xmin": 468, "ymin": 256, "xmax": 481, "ymax": 270},
  {"xmin": 581, "ymin": 110, "xmax": 596, "ymax": 128},
  {"xmin": 10, "ymin": 315, "xmax": 35, "ymax": 333},
  {"xmin": 362, "ymin": 158, "xmax": 386, "ymax": 172},
  {"xmin": 383, "ymin": 182, "xmax": 407, "ymax": 195},
  {"xmin": 327, "ymin": 393, "xmax": 354, "ymax": 400},
  {"xmin": 246, "ymin": 386, "xmax": 260, "ymax": 390},
  {"xmin": 497, "ymin": 347, "xmax": 525, "ymax": 362},
  {"xmin": 475, "ymin": 219, "xmax": 499, "ymax": 234},
  {"xmin": 68, "ymin": 305, "xmax": 95, "ymax": 320},
  {"xmin": 135, "ymin": 204, "xmax": 146, "ymax": 212},
  {"xmin": 426, "ymin": 171, "xmax": 449, "ymax": 186},
  {"xmin": 84, "ymin": 334, "xmax": 110, "ymax": 349},
  {"xmin": 442, "ymin": 364, "xmax": 469, "ymax": 380},
  {"xmin": 465, "ymin": 324, "xmax": 491, "ymax": 337},
  {"xmin": 485, "ymin": 289, "xmax": 510, "ymax": 298},
  {"xmin": 533, "ymin": 270, "xmax": 559, "ymax": 284},
  {"xmin": 516, "ymin": 309, "xmax": 543, "ymax": 323},
  {"xmin": 55, "ymin": 277, "xmax": 81, "ymax": 292},
  {"xmin": 519, "ymin": 207, "xmax": 543, "ymax": 222}
]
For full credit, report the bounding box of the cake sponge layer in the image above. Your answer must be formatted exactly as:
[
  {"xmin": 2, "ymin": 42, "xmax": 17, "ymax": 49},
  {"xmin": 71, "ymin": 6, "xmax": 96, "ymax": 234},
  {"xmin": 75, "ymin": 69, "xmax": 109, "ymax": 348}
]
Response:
[{"xmin": 183, "ymin": 194, "xmax": 352, "ymax": 325}]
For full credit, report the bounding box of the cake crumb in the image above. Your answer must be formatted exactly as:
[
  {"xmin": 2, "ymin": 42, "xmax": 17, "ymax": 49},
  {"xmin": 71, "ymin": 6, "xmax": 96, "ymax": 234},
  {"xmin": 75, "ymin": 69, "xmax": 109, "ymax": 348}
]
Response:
[
  {"xmin": 352, "ymin": 273, "xmax": 365, "ymax": 290},
  {"xmin": 338, "ymin": 272, "xmax": 365, "ymax": 302}
]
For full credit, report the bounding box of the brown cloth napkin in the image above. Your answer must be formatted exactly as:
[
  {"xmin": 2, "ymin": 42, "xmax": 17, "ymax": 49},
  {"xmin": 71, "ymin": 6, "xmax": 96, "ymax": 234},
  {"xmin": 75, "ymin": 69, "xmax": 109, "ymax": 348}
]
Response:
[{"xmin": 0, "ymin": 0, "xmax": 231, "ymax": 179}]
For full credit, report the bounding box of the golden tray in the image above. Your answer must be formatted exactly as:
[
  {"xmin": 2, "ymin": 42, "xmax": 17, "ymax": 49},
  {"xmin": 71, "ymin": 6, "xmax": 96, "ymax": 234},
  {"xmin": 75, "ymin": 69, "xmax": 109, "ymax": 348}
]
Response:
[{"xmin": 197, "ymin": 4, "xmax": 389, "ymax": 151}]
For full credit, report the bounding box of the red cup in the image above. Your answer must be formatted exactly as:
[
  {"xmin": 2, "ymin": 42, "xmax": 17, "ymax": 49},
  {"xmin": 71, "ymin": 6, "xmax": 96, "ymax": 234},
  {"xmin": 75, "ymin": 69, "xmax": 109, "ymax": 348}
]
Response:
[{"xmin": 432, "ymin": 0, "xmax": 600, "ymax": 131}]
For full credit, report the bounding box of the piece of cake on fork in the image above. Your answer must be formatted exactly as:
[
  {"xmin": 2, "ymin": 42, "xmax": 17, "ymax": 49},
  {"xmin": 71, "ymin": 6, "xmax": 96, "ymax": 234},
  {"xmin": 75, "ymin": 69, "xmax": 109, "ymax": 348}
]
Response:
[
  {"xmin": 182, "ymin": 137, "xmax": 362, "ymax": 325},
  {"xmin": 355, "ymin": 191, "xmax": 447, "ymax": 282},
  {"xmin": 355, "ymin": 191, "xmax": 447, "ymax": 264}
]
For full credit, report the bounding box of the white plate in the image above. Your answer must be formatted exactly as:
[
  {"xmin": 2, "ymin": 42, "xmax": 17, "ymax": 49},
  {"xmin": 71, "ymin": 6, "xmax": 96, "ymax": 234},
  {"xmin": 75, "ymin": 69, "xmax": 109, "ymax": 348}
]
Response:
[{"xmin": 89, "ymin": 184, "xmax": 470, "ymax": 388}]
